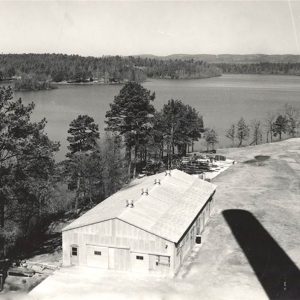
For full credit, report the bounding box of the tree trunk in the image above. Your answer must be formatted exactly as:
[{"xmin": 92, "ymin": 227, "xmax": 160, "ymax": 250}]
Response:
[
  {"xmin": 133, "ymin": 142, "xmax": 138, "ymax": 178},
  {"xmin": 270, "ymin": 127, "xmax": 273, "ymax": 142},
  {"xmin": 126, "ymin": 145, "xmax": 132, "ymax": 178},
  {"xmin": 0, "ymin": 194, "xmax": 5, "ymax": 229},
  {"xmin": 0, "ymin": 193, "xmax": 4, "ymax": 258},
  {"xmin": 170, "ymin": 126, "xmax": 174, "ymax": 168},
  {"xmin": 75, "ymin": 175, "xmax": 80, "ymax": 214},
  {"xmin": 89, "ymin": 177, "xmax": 93, "ymax": 205},
  {"xmin": 167, "ymin": 143, "xmax": 171, "ymax": 169}
]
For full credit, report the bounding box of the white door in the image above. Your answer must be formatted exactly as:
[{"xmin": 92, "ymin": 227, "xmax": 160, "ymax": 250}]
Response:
[
  {"xmin": 70, "ymin": 245, "xmax": 79, "ymax": 265},
  {"xmin": 131, "ymin": 252, "xmax": 149, "ymax": 273},
  {"xmin": 86, "ymin": 245, "xmax": 108, "ymax": 269},
  {"xmin": 109, "ymin": 248, "xmax": 130, "ymax": 271}
]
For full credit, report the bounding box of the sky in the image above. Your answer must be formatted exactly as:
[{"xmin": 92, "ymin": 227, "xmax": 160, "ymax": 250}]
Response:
[{"xmin": 1, "ymin": 0, "xmax": 300, "ymax": 56}]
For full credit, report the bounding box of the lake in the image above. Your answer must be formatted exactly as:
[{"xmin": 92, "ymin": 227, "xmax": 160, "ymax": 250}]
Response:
[{"xmin": 10, "ymin": 74, "xmax": 300, "ymax": 160}]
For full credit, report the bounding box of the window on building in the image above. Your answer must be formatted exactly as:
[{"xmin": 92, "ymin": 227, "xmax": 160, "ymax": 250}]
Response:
[
  {"xmin": 71, "ymin": 247, "xmax": 78, "ymax": 256},
  {"xmin": 155, "ymin": 255, "xmax": 170, "ymax": 267},
  {"xmin": 136, "ymin": 255, "xmax": 144, "ymax": 260},
  {"xmin": 94, "ymin": 251, "xmax": 101, "ymax": 256}
]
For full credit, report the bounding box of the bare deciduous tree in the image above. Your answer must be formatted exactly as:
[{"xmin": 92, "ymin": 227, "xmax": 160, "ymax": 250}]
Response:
[
  {"xmin": 250, "ymin": 120, "xmax": 263, "ymax": 145},
  {"xmin": 225, "ymin": 124, "xmax": 236, "ymax": 146},
  {"xmin": 284, "ymin": 104, "xmax": 300, "ymax": 138},
  {"xmin": 264, "ymin": 113, "xmax": 276, "ymax": 143},
  {"xmin": 236, "ymin": 118, "xmax": 249, "ymax": 147}
]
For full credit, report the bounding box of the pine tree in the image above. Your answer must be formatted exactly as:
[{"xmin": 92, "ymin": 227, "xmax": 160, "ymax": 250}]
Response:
[
  {"xmin": 0, "ymin": 86, "xmax": 59, "ymax": 256},
  {"xmin": 66, "ymin": 115, "xmax": 100, "ymax": 212},
  {"xmin": 105, "ymin": 82, "xmax": 155, "ymax": 177},
  {"xmin": 204, "ymin": 128, "xmax": 218, "ymax": 151},
  {"xmin": 102, "ymin": 133, "xmax": 127, "ymax": 198},
  {"xmin": 159, "ymin": 99, "xmax": 203, "ymax": 166},
  {"xmin": 67, "ymin": 115, "xmax": 99, "ymax": 156},
  {"xmin": 272, "ymin": 115, "xmax": 288, "ymax": 140}
]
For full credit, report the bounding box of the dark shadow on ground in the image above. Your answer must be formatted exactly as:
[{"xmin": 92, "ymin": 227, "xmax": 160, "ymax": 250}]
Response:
[
  {"xmin": 223, "ymin": 209, "xmax": 300, "ymax": 300},
  {"xmin": 244, "ymin": 155, "xmax": 270, "ymax": 165}
]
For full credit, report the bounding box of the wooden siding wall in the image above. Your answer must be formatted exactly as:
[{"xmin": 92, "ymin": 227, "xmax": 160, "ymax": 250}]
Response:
[
  {"xmin": 173, "ymin": 196, "xmax": 214, "ymax": 273},
  {"xmin": 63, "ymin": 219, "xmax": 175, "ymax": 275},
  {"xmin": 62, "ymin": 194, "xmax": 215, "ymax": 276}
]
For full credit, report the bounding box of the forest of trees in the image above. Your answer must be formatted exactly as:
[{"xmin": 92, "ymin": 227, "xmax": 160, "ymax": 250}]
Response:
[
  {"xmin": 105, "ymin": 82, "xmax": 204, "ymax": 177},
  {"xmin": 216, "ymin": 62, "xmax": 300, "ymax": 75},
  {"xmin": 3, "ymin": 54, "xmax": 300, "ymax": 93},
  {"xmin": 0, "ymin": 54, "xmax": 221, "ymax": 91},
  {"xmin": 0, "ymin": 82, "xmax": 206, "ymax": 260}
]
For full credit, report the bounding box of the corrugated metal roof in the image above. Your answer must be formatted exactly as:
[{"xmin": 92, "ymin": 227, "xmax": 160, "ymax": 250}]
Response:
[{"xmin": 63, "ymin": 169, "xmax": 216, "ymax": 243}]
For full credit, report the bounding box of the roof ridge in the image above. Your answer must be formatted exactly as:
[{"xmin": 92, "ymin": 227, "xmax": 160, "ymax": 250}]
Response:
[{"xmin": 128, "ymin": 172, "xmax": 169, "ymax": 207}]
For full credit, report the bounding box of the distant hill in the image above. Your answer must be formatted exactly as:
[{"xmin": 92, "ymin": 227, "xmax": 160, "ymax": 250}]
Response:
[
  {"xmin": 135, "ymin": 54, "xmax": 300, "ymax": 64},
  {"xmin": 133, "ymin": 54, "xmax": 300, "ymax": 76}
]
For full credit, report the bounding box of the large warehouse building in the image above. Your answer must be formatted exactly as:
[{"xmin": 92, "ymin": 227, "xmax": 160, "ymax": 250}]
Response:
[{"xmin": 62, "ymin": 169, "xmax": 216, "ymax": 276}]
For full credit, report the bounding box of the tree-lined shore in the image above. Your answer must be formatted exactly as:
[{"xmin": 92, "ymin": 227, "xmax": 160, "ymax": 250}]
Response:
[{"xmin": 0, "ymin": 54, "xmax": 221, "ymax": 91}]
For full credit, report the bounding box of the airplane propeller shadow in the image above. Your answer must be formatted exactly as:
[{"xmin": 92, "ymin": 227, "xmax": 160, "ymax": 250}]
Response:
[{"xmin": 223, "ymin": 209, "xmax": 300, "ymax": 299}]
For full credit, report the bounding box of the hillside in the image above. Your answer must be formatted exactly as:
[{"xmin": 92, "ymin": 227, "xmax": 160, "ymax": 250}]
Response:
[
  {"xmin": 136, "ymin": 54, "xmax": 300, "ymax": 75},
  {"xmin": 28, "ymin": 138, "xmax": 300, "ymax": 299},
  {"xmin": 0, "ymin": 53, "xmax": 221, "ymax": 88},
  {"xmin": 136, "ymin": 53, "xmax": 300, "ymax": 64}
]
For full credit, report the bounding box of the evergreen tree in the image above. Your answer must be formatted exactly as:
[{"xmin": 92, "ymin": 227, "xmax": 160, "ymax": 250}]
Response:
[
  {"xmin": 66, "ymin": 115, "xmax": 100, "ymax": 212},
  {"xmin": 102, "ymin": 133, "xmax": 127, "ymax": 198},
  {"xmin": 67, "ymin": 115, "xmax": 99, "ymax": 156},
  {"xmin": 272, "ymin": 115, "xmax": 288, "ymax": 140},
  {"xmin": 105, "ymin": 82, "xmax": 155, "ymax": 177},
  {"xmin": 0, "ymin": 86, "xmax": 59, "ymax": 256},
  {"xmin": 160, "ymin": 99, "xmax": 203, "ymax": 166},
  {"xmin": 204, "ymin": 128, "xmax": 218, "ymax": 151}
]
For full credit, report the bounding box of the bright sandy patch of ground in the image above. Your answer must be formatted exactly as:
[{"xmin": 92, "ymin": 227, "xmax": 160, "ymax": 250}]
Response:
[{"xmin": 10, "ymin": 138, "xmax": 300, "ymax": 300}]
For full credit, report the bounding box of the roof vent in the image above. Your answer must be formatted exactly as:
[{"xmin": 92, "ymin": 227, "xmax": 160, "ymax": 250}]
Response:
[
  {"xmin": 126, "ymin": 199, "xmax": 134, "ymax": 208},
  {"xmin": 154, "ymin": 179, "xmax": 161, "ymax": 185},
  {"xmin": 141, "ymin": 188, "xmax": 149, "ymax": 196},
  {"xmin": 165, "ymin": 170, "xmax": 171, "ymax": 176}
]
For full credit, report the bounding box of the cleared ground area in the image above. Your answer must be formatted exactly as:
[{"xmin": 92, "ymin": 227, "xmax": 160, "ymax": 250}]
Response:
[{"xmin": 28, "ymin": 138, "xmax": 300, "ymax": 300}]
